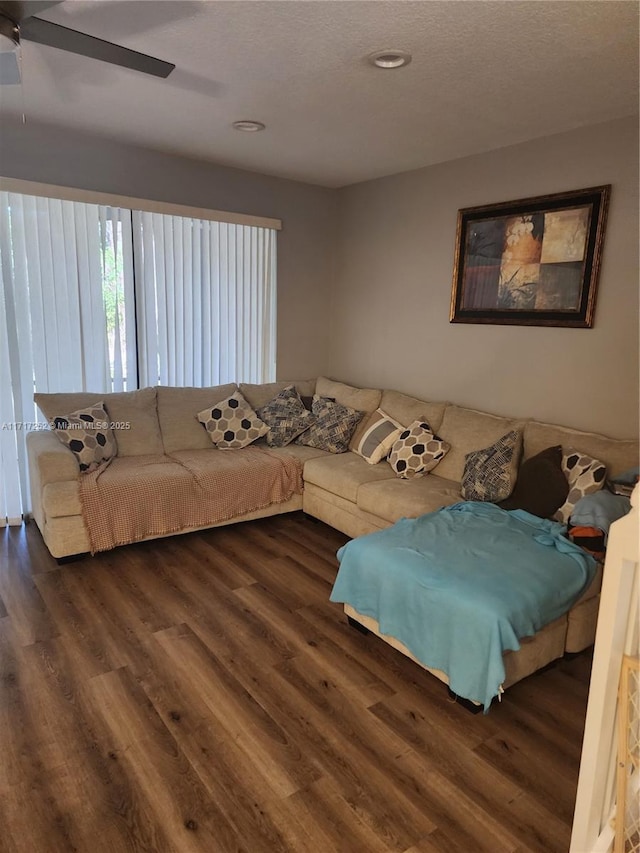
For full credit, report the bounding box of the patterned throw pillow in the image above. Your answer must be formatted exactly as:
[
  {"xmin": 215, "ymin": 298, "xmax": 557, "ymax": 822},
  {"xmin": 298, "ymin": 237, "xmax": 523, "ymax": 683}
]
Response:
[
  {"xmin": 197, "ymin": 391, "xmax": 269, "ymax": 449},
  {"xmin": 388, "ymin": 420, "xmax": 450, "ymax": 479},
  {"xmin": 354, "ymin": 408, "xmax": 404, "ymax": 465},
  {"xmin": 51, "ymin": 403, "xmax": 117, "ymax": 473},
  {"xmin": 257, "ymin": 385, "xmax": 313, "ymax": 447},
  {"xmin": 554, "ymin": 448, "xmax": 607, "ymax": 524},
  {"xmin": 461, "ymin": 430, "xmax": 521, "ymax": 501},
  {"xmin": 295, "ymin": 396, "xmax": 363, "ymax": 453}
]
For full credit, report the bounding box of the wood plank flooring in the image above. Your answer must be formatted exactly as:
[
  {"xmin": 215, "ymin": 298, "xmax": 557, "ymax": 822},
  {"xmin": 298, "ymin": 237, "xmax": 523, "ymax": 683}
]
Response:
[{"xmin": 0, "ymin": 513, "xmax": 592, "ymax": 853}]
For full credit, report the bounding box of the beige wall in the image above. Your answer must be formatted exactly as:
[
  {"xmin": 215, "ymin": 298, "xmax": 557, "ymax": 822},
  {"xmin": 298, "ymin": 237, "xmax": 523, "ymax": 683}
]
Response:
[
  {"xmin": 0, "ymin": 117, "xmax": 336, "ymax": 381},
  {"xmin": 2, "ymin": 116, "xmax": 638, "ymax": 438},
  {"xmin": 331, "ymin": 117, "xmax": 639, "ymax": 439}
]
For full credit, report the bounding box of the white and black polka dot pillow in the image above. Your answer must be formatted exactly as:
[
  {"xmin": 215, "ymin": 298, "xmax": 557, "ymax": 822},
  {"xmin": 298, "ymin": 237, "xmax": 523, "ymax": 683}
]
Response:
[
  {"xmin": 388, "ymin": 420, "xmax": 450, "ymax": 479},
  {"xmin": 51, "ymin": 403, "xmax": 117, "ymax": 473},
  {"xmin": 197, "ymin": 391, "xmax": 269, "ymax": 449},
  {"xmin": 554, "ymin": 448, "xmax": 607, "ymax": 524}
]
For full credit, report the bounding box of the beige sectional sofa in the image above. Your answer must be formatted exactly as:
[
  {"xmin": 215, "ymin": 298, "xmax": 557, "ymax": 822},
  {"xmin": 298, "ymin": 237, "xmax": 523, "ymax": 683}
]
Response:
[
  {"xmin": 27, "ymin": 374, "xmax": 638, "ymax": 701},
  {"xmin": 28, "ymin": 372, "xmax": 638, "ymax": 560}
]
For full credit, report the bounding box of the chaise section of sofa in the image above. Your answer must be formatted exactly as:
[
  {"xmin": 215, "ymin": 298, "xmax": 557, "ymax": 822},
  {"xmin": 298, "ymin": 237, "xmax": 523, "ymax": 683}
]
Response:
[{"xmin": 301, "ymin": 378, "xmax": 637, "ymax": 679}]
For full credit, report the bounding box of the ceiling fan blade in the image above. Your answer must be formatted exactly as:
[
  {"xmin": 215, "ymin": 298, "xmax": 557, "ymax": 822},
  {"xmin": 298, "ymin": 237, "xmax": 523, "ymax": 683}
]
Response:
[
  {"xmin": 21, "ymin": 16, "xmax": 175, "ymax": 78},
  {"xmin": 0, "ymin": 1, "xmax": 62, "ymax": 23}
]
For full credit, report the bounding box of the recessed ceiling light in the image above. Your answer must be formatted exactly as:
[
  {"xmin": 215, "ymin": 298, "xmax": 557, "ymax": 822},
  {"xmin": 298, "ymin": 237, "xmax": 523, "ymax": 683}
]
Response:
[
  {"xmin": 368, "ymin": 49, "xmax": 412, "ymax": 69},
  {"xmin": 232, "ymin": 120, "xmax": 266, "ymax": 132}
]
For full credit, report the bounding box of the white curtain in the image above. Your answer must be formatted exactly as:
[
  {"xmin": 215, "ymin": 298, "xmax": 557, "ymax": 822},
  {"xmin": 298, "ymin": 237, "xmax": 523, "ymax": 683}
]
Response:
[
  {"xmin": 133, "ymin": 212, "xmax": 276, "ymax": 387},
  {"xmin": 0, "ymin": 193, "xmax": 136, "ymax": 525},
  {"xmin": 0, "ymin": 193, "xmax": 277, "ymax": 525}
]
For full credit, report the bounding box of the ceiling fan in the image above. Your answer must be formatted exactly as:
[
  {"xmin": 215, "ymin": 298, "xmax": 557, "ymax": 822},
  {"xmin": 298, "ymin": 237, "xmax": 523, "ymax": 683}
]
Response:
[{"xmin": 0, "ymin": 1, "xmax": 175, "ymax": 84}]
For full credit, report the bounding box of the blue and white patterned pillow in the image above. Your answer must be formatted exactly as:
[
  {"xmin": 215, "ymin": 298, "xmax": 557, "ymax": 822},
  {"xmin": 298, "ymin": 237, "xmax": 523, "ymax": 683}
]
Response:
[
  {"xmin": 295, "ymin": 396, "xmax": 363, "ymax": 454},
  {"xmin": 257, "ymin": 385, "xmax": 313, "ymax": 447},
  {"xmin": 461, "ymin": 430, "xmax": 522, "ymax": 502}
]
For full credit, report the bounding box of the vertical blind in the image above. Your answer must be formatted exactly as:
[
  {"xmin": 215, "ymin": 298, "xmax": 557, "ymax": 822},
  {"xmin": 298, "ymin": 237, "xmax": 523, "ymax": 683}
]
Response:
[
  {"xmin": 0, "ymin": 191, "xmax": 277, "ymax": 525},
  {"xmin": 134, "ymin": 212, "xmax": 276, "ymax": 386}
]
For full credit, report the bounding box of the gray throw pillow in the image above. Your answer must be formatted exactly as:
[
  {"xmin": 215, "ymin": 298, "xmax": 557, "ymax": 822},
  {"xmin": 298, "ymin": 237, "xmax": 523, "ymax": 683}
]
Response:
[{"xmin": 353, "ymin": 408, "xmax": 404, "ymax": 465}]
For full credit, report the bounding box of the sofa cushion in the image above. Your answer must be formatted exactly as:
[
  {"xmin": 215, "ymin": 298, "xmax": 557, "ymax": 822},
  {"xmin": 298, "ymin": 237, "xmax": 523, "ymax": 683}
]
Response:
[
  {"xmin": 523, "ymin": 420, "xmax": 638, "ymax": 480},
  {"xmin": 357, "ymin": 475, "xmax": 462, "ymax": 524},
  {"xmin": 315, "ymin": 377, "xmax": 381, "ymax": 451},
  {"xmin": 434, "ymin": 405, "xmax": 525, "ymax": 483},
  {"xmin": 239, "ymin": 379, "xmax": 316, "ymax": 410},
  {"xmin": 295, "ymin": 397, "xmax": 364, "ymax": 454},
  {"xmin": 461, "ymin": 430, "xmax": 522, "ymax": 502},
  {"xmin": 499, "ymin": 445, "xmax": 569, "ymax": 518},
  {"xmin": 157, "ymin": 383, "xmax": 238, "ymax": 453},
  {"xmin": 256, "ymin": 385, "xmax": 313, "ymax": 447},
  {"xmin": 51, "ymin": 402, "xmax": 118, "ymax": 473},
  {"xmin": 302, "ymin": 483, "xmax": 389, "ymax": 537},
  {"xmin": 35, "ymin": 387, "xmax": 163, "ymax": 457},
  {"xmin": 388, "ymin": 421, "xmax": 450, "ymax": 479},
  {"xmin": 197, "ymin": 391, "xmax": 269, "ymax": 449},
  {"xmin": 353, "ymin": 408, "xmax": 404, "ymax": 465},
  {"xmin": 379, "ymin": 389, "xmax": 448, "ymax": 434},
  {"xmin": 303, "ymin": 451, "xmax": 396, "ymax": 503},
  {"xmin": 264, "ymin": 445, "xmax": 333, "ymax": 465},
  {"xmin": 555, "ymin": 449, "xmax": 607, "ymax": 524}
]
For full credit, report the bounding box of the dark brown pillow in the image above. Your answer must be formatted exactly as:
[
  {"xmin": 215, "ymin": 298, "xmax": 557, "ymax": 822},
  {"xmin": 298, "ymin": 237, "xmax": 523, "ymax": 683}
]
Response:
[
  {"xmin": 498, "ymin": 445, "xmax": 569, "ymax": 518},
  {"xmin": 301, "ymin": 395, "xmax": 334, "ymax": 411}
]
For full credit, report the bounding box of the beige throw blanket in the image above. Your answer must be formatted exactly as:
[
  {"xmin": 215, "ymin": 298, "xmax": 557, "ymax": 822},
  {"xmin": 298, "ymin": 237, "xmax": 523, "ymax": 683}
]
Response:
[{"xmin": 79, "ymin": 446, "xmax": 303, "ymax": 554}]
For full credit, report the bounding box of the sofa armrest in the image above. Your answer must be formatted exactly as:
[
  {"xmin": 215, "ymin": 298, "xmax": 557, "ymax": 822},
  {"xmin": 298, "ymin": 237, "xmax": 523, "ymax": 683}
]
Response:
[
  {"xmin": 27, "ymin": 430, "xmax": 79, "ymax": 531},
  {"xmin": 26, "ymin": 430, "xmax": 80, "ymax": 485}
]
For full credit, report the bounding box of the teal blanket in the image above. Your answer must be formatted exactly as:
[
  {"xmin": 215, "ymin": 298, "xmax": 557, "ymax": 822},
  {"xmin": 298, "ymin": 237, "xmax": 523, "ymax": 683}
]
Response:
[{"xmin": 330, "ymin": 502, "xmax": 596, "ymax": 711}]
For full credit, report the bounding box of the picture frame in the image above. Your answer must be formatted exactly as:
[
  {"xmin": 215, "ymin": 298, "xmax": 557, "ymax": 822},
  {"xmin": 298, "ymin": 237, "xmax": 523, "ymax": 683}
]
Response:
[{"xmin": 450, "ymin": 185, "xmax": 610, "ymax": 328}]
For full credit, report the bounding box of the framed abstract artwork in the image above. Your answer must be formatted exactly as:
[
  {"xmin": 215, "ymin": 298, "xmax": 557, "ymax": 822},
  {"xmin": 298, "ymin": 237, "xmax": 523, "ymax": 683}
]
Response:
[{"xmin": 450, "ymin": 185, "xmax": 610, "ymax": 327}]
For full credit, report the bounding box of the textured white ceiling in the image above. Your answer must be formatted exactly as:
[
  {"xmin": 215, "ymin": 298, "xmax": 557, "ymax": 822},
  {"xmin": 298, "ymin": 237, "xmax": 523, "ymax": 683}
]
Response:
[{"xmin": 1, "ymin": 0, "xmax": 638, "ymax": 187}]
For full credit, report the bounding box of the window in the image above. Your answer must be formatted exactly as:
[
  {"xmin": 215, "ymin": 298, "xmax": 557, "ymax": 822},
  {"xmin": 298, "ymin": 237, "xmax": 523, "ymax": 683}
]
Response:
[
  {"xmin": 0, "ymin": 188, "xmax": 278, "ymax": 523},
  {"xmin": 134, "ymin": 211, "xmax": 276, "ymax": 386}
]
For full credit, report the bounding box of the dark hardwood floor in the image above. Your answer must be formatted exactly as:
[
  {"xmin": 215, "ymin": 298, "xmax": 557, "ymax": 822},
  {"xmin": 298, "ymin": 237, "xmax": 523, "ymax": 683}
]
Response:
[{"xmin": 0, "ymin": 512, "xmax": 591, "ymax": 853}]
